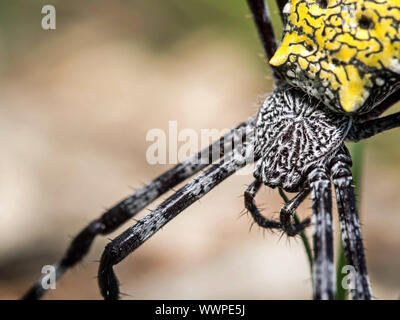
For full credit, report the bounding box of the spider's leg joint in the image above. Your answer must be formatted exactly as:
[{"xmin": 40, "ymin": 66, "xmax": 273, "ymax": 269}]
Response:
[
  {"xmin": 98, "ymin": 242, "xmax": 121, "ymax": 300},
  {"xmin": 279, "ymin": 188, "xmax": 311, "ymax": 237}
]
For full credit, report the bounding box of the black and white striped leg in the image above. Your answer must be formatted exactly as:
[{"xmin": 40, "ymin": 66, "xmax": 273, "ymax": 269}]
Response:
[
  {"xmin": 22, "ymin": 121, "xmax": 251, "ymax": 300},
  {"xmin": 244, "ymin": 180, "xmax": 281, "ymax": 230},
  {"xmin": 309, "ymin": 167, "xmax": 335, "ymax": 300},
  {"xmin": 98, "ymin": 150, "xmax": 253, "ymax": 300},
  {"xmin": 348, "ymin": 111, "xmax": 400, "ymax": 142},
  {"xmin": 279, "ymin": 188, "xmax": 311, "ymax": 236},
  {"xmin": 331, "ymin": 151, "xmax": 371, "ymax": 300}
]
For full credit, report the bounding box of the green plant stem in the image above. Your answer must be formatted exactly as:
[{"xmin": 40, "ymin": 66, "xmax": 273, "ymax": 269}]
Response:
[
  {"xmin": 278, "ymin": 188, "xmax": 314, "ymax": 273},
  {"xmin": 336, "ymin": 142, "xmax": 364, "ymax": 300}
]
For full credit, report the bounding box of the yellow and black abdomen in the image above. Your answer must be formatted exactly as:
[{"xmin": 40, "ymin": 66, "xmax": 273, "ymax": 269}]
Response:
[{"xmin": 270, "ymin": 0, "xmax": 400, "ymax": 114}]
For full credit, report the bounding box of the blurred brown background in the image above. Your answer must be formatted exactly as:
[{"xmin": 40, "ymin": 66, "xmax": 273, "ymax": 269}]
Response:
[{"xmin": 0, "ymin": 0, "xmax": 399, "ymax": 300}]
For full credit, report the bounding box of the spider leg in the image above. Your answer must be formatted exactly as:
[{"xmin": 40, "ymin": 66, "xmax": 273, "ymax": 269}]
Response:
[
  {"xmin": 347, "ymin": 111, "xmax": 400, "ymax": 142},
  {"xmin": 358, "ymin": 87, "xmax": 400, "ymax": 121},
  {"xmin": 276, "ymin": 0, "xmax": 288, "ymax": 18},
  {"xmin": 246, "ymin": 0, "xmax": 278, "ymax": 61},
  {"xmin": 22, "ymin": 120, "xmax": 252, "ymax": 299},
  {"xmin": 246, "ymin": 0, "xmax": 283, "ymax": 83},
  {"xmin": 98, "ymin": 150, "xmax": 253, "ymax": 300},
  {"xmin": 279, "ymin": 188, "xmax": 311, "ymax": 236},
  {"xmin": 330, "ymin": 149, "xmax": 371, "ymax": 300},
  {"xmin": 244, "ymin": 179, "xmax": 281, "ymax": 230},
  {"xmin": 308, "ymin": 167, "xmax": 335, "ymax": 300}
]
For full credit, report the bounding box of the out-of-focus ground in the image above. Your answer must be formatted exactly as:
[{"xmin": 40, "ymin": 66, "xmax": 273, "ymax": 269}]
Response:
[{"xmin": 0, "ymin": 1, "xmax": 399, "ymax": 300}]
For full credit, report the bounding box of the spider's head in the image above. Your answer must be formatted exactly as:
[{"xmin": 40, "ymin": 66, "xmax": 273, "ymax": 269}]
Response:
[{"xmin": 270, "ymin": 0, "xmax": 400, "ymax": 113}]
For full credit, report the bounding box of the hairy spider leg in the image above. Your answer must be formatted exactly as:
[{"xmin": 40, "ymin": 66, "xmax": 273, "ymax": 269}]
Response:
[
  {"xmin": 359, "ymin": 87, "xmax": 400, "ymax": 121},
  {"xmin": 279, "ymin": 188, "xmax": 311, "ymax": 236},
  {"xmin": 330, "ymin": 148, "xmax": 371, "ymax": 300},
  {"xmin": 308, "ymin": 167, "xmax": 335, "ymax": 300},
  {"xmin": 348, "ymin": 112, "xmax": 400, "ymax": 142},
  {"xmin": 98, "ymin": 148, "xmax": 255, "ymax": 300},
  {"xmin": 244, "ymin": 179, "xmax": 282, "ymax": 229},
  {"xmin": 246, "ymin": 0, "xmax": 282, "ymax": 83},
  {"xmin": 244, "ymin": 180, "xmax": 310, "ymax": 235},
  {"xmin": 22, "ymin": 121, "xmax": 251, "ymax": 300}
]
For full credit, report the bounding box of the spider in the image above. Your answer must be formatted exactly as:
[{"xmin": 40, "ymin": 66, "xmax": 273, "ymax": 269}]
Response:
[{"xmin": 22, "ymin": 0, "xmax": 400, "ymax": 300}]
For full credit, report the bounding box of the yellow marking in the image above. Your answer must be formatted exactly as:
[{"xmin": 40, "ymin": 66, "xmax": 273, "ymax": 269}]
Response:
[
  {"xmin": 298, "ymin": 57, "xmax": 309, "ymax": 70},
  {"xmin": 270, "ymin": 0, "xmax": 400, "ymax": 112}
]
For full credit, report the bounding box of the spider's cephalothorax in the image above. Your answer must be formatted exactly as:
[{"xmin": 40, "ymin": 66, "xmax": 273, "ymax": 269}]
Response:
[
  {"xmin": 270, "ymin": 0, "xmax": 400, "ymax": 113},
  {"xmin": 254, "ymin": 86, "xmax": 351, "ymax": 191}
]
